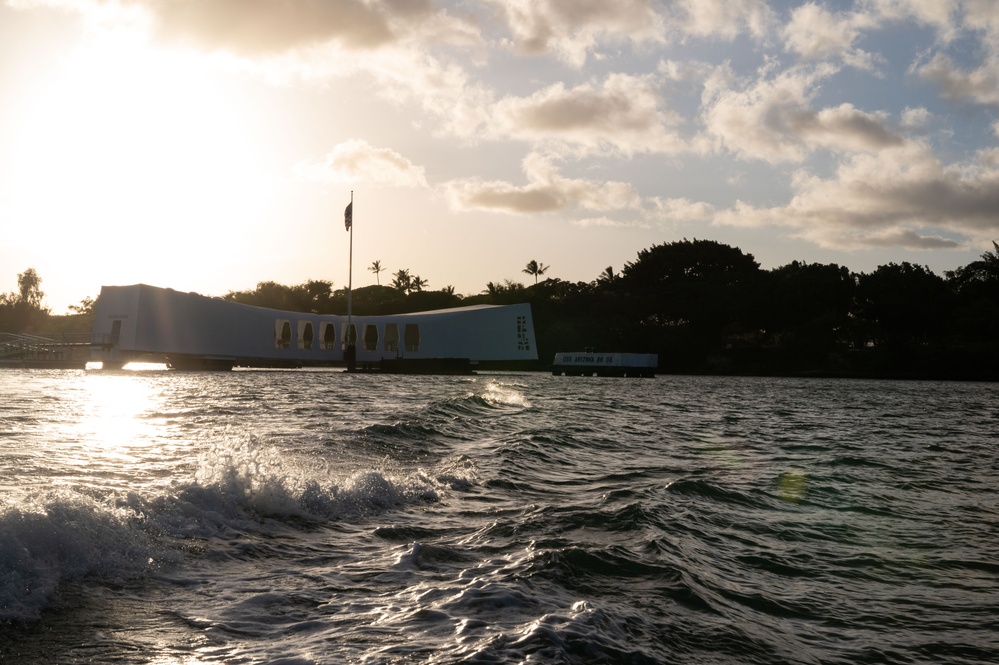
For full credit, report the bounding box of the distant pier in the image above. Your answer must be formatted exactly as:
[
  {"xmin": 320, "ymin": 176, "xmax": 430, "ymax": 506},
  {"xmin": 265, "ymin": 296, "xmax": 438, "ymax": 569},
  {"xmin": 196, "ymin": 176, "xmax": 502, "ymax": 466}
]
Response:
[{"xmin": 0, "ymin": 332, "xmax": 94, "ymax": 369}]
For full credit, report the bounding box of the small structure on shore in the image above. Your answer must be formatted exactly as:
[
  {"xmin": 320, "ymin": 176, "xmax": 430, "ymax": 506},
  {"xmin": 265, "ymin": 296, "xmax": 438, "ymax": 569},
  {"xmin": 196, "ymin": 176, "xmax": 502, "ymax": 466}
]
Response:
[{"xmin": 91, "ymin": 284, "xmax": 537, "ymax": 371}]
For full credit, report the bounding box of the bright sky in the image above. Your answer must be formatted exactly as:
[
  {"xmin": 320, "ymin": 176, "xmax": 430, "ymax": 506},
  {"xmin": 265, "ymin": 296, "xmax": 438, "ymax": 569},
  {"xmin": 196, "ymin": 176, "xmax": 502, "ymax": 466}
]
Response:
[{"xmin": 2, "ymin": 1, "xmax": 998, "ymax": 313}]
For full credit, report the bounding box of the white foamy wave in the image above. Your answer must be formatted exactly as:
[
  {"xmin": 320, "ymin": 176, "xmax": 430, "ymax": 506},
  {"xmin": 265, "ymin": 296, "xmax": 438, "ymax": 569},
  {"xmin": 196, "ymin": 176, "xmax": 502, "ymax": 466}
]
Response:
[
  {"xmin": 149, "ymin": 439, "xmax": 478, "ymax": 537},
  {"xmin": 479, "ymin": 381, "xmax": 531, "ymax": 409},
  {"xmin": 0, "ymin": 437, "xmax": 479, "ymax": 624},
  {"xmin": 0, "ymin": 493, "xmax": 152, "ymax": 622}
]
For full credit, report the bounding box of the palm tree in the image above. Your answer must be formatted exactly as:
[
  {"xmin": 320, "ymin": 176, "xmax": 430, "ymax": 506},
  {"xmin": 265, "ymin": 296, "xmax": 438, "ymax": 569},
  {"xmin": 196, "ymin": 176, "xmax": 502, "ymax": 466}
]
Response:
[
  {"xmin": 368, "ymin": 260, "xmax": 384, "ymax": 285},
  {"xmin": 391, "ymin": 268, "xmax": 412, "ymax": 293},
  {"xmin": 411, "ymin": 276, "xmax": 428, "ymax": 292},
  {"xmin": 523, "ymin": 259, "xmax": 550, "ymax": 285}
]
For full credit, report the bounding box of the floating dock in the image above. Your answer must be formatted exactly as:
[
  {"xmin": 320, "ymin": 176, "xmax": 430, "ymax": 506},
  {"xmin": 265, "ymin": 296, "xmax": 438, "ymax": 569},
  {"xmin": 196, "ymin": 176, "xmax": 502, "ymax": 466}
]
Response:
[{"xmin": 551, "ymin": 352, "xmax": 658, "ymax": 377}]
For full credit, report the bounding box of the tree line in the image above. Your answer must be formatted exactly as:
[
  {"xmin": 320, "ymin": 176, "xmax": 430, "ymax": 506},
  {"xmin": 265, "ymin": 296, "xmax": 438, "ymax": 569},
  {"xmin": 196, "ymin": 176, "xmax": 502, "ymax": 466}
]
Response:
[{"xmin": 4, "ymin": 239, "xmax": 998, "ymax": 379}]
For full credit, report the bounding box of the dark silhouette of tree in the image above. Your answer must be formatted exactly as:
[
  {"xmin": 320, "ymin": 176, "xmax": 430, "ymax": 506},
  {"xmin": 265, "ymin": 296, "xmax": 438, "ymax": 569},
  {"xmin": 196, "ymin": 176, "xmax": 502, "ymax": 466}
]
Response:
[
  {"xmin": 17, "ymin": 269, "xmax": 45, "ymax": 309},
  {"xmin": 302, "ymin": 280, "xmax": 334, "ymax": 312},
  {"xmin": 387, "ymin": 269, "xmax": 427, "ymax": 295},
  {"xmin": 69, "ymin": 296, "xmax": 97, "ymax": 316},
  {"xmin": 946, "ymin": 242, "xmax": 999, "ymax": 297},
  {"xmin": 762, "ymin": 261, "xmax": 856, "ymax": 368},
  {"xmin": 368, "ymin": 260, "xmax": 384, "ymax": 285},
  {"xmin": 523, "ymin": 260, "xmax": 549, "ymax": 285},
  {"xmin": 391, "ymin": 269, "xmax": 412, "ymax": 293},
  {"xmin": 855, "ymin": 262, "xmax": 953, "ymax": 349},
  {"xmin": 521, "ymin": 278, "xmax": 600, "ymax": 363},
  {"xmin": 223, "ymin": 279, "xmax": 333, "ymax": 313},
  {"xmin": 339, "ymin": 284, "xmax": 405, "ymax": 315},
  {"xmin": 8, "ymin": 238, "xmax": 999, "ymax": 379},
  {"xmin": 0, "ymin": 268, "xmax": 50, "ymax": 333},
  {"xmin": 478, "ymin": 280, "xmax": 526, "ymax": 305},
  {"xmin": 945, "ymin": 241, "xmax": 999, "ymax": 347},
  {"xmin": 405, "ymin": 288, "xmax": 461, "ymax": 312},
  {"xmin": 620, "ymin": 239, "xmax": 762, "ymax": 369},
  {"xmin": 225, "ymin": 281, "xmax": 296, "ymax": 310},
  {"xmin": 596, "ymin": 266, "xmax": 616, "ymax": 286}
]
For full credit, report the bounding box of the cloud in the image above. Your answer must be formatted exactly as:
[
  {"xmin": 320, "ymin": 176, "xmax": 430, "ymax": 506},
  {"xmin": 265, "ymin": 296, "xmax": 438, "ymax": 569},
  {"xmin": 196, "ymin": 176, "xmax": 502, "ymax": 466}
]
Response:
[
  {"xmin": 782, "ymin": 3, "xmax": 880, "ymax": 69},
  {"xmin": 713, "ymin": 144, "xmax": 999, "ymax": 249},
  {"xmin": 11, "ymin": 0, "xmax": 496, "ymax": 140},
  {"xmin": 901, "ymin": 0, "xmax": 999, "ymax": 109},
  {"xmin": 11, "ymin": 0, "xmax": 482, "ymax": 56},
  {"xmin": 702, "ymin": 64, "xmax": 906, "ymax": 162},
  {"xmin": 863, "ymin": 0, "xmax": 959, "ymax": 37},
  {"xmin": 648, "ymin": 196, "xmax": 716, "ymax": 222},
  {"xmin": 571, "ymin": 216, "xmax": 638, "ymax": 228},
  {"xmin": 7, "ymin": 0, "xmax": 151, "ymax": 31},
  {"xmin": 916, "ymin": 52, "xmax": 999, "ymax": 108},
  {"xmin": 294, "ymin": 139, "xmax": 427, "ymax": 188},
  {"xmin": 677, "ymin": 0, "xmax": 774, "ymax": 40},
  {"xmin": 348, "ymin": 48, "xmax": 495, "ymax": 138},
  {"xmin": 443, "ymin": 152, "xmax": 640, "ymax": 215},
  {"xmin": 144, "ymin": 0, "xmax": 402, "ymax": 53},
  {"xmin": 491, "ymin": 73, "xmax": 686, "ymax": 155},
  {"xmin": 487, "ymin": 0, "xmax": 778, "ymax": 67},
  {"xmin": 492, "ymin": 0, "xmax": 664, "ymax": 66},
  {"xmin": 13, "ymin": 0, "xmax": 996, "ymax": 261},
  {"xmin": 856, "ymin": 228, "xmax": 961, "ymax": 249},
  {"xmin": 492, "ymin": 0, "xmax": 778, "ymax": 65},
  {"xmin": 6, "ymin": 0, "xmax": 90, "ymax": 9},
  {"xmin": 900, "ymin": 106, "xmax": 933, "ymax": 130},
  {"xmin": 963, "ymin": 0, "xmax": 999, "ymax": 36}
]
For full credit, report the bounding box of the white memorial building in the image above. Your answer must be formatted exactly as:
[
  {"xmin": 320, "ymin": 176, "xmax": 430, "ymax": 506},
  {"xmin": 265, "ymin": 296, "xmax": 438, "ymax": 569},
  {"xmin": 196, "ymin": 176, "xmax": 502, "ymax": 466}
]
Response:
[{"xmin": 91, "ymin": 284, "xmax": 537, "ymax": 371}]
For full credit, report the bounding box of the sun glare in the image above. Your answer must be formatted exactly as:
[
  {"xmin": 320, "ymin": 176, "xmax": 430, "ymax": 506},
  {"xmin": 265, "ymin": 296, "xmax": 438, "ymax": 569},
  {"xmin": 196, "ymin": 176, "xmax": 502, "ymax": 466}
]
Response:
[
  {"xmin": 6, "ymin": 34, "xmax": 270, "ymax": 273},
  {"xmin": 78, "ymin": 372, "xmax": 159, "ymax": 450},
  {"xmin": 42, "ymin": 370, "xmax": 165, "ymax": 491}
]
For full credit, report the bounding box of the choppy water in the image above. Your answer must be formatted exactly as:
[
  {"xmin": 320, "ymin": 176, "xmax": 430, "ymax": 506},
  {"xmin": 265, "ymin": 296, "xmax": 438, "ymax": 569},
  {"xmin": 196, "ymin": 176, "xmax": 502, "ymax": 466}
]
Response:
[{"xmin": 1, "ymin": 368, "xmax": 997, "ymax": 664}]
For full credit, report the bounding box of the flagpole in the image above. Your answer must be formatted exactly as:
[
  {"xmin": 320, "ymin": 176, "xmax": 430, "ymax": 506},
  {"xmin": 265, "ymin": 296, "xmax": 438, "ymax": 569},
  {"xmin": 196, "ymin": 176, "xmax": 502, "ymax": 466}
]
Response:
[{"xmin": 345, "ymin": 191, "xmax": 355, "ymax": 372}]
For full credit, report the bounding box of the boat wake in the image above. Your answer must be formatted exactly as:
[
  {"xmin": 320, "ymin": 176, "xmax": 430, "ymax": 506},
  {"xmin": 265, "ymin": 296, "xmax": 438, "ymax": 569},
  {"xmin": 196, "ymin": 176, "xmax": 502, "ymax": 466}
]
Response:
[{"xmin": 0, "ymin": 433, "xmax": 478, "ymax": 624}]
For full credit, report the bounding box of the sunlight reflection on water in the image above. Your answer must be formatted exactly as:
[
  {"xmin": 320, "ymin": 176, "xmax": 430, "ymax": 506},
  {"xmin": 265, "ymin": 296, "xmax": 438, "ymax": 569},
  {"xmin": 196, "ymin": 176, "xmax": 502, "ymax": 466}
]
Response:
[
  {"xmin": 86, "ymin": 361, "xmax": 169, "ymax": 371},
  {"xmin": 31, "ymin": 368, "xmax": 187, "ymax": 494}
]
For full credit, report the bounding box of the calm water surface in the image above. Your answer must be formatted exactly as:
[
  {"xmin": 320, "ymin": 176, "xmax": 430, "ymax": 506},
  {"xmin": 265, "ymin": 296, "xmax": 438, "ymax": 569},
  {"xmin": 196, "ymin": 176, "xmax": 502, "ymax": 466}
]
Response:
[{"xmin": 1, "ymin": 368, "xmax": 996, "ymax": 664}]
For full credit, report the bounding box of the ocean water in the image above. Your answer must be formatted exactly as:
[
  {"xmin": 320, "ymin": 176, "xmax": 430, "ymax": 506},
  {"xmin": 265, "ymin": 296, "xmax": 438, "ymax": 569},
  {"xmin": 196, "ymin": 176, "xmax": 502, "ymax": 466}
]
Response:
[{"xmin": 1, "ymin": 368, "xmax": 996, "ymax": 664}]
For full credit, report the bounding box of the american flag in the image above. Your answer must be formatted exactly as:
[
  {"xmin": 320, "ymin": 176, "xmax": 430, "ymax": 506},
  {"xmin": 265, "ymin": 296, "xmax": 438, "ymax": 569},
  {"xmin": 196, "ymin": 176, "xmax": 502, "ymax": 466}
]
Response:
[{"xmin": 344, "ymin": 201, "xmax": 352, "ymax": 231}]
